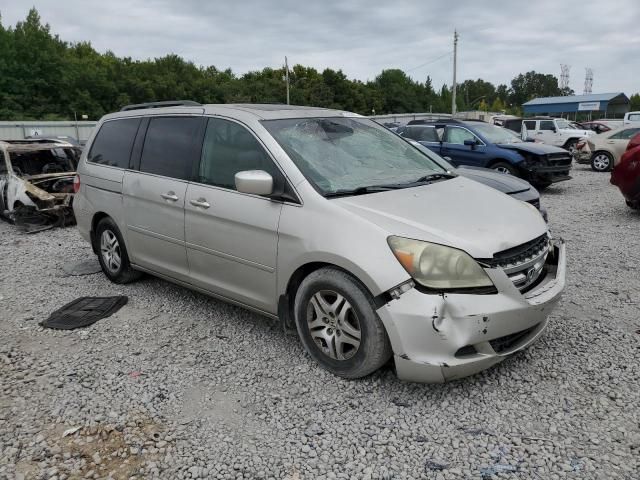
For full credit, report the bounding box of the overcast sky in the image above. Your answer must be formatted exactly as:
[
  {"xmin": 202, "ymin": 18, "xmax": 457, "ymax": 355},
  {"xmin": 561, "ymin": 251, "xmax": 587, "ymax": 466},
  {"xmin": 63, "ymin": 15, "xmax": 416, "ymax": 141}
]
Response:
[{"xmin": 1, "ymin": 0, "xmax": 639, "ymax": 94}]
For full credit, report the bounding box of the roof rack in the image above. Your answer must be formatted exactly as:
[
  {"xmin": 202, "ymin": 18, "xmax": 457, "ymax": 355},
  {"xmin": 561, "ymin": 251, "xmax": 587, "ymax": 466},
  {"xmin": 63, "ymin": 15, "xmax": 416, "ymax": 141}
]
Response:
[{"xmin": 120, "ymin": 100, "xmax": 201, "ymax": 112}]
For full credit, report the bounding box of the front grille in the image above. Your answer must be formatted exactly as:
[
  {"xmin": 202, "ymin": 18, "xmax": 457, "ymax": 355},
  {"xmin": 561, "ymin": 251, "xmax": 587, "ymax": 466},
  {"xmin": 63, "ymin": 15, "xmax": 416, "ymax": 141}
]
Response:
[
  {"xmin": 546, "ymin": 152, "xmax": 572, "ymax": 166},
  {"xmin": 489, "ymin": 324, "xmax": 539, "ymax": 353},
  {"xmin": 478, "ymin": 234, "xmax": 550, "ymax": 292}
]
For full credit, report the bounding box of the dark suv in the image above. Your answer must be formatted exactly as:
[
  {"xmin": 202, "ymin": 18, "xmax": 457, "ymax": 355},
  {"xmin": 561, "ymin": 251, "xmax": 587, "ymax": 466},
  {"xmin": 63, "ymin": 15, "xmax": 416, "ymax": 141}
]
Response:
[{"xmin": 400, "ymin": 120, "xmax": 572, "ymax": 189}]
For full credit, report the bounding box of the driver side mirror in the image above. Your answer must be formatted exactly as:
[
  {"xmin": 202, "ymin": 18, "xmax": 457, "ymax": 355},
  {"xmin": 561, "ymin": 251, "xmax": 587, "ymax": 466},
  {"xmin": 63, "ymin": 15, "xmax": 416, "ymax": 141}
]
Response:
[
  {"xmin": 235, "ymin": 170, "xmax": 273, "ymax": 196},
  {"xmin": 463, "ymin": 139, "xmax": 479, "ymax": 149}
]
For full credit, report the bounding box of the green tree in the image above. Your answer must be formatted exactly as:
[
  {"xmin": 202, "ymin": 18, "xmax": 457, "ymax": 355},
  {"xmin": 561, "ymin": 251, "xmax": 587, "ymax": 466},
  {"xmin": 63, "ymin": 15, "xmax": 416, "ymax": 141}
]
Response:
[
  {"xmin": 509, "ymin": 71, "xmax": 562, "ymax": 107},
  {"xmin": 630, "ymin": 93, "xmax": 640, "ymax": 111}
]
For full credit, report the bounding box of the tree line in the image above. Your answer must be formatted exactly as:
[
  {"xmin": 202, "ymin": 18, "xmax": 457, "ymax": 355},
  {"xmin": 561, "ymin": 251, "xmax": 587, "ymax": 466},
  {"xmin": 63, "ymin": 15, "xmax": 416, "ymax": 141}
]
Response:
[{"xmin": 1, "ymin": 9, "xmax": 638, "ymax": 121}]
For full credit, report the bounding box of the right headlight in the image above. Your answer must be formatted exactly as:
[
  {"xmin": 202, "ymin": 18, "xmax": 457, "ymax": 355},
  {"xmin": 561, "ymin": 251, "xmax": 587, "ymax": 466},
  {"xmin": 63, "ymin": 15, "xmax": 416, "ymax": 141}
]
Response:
[{"xmin": 387, "ymin": 236, "xmax": 494, "ymax": 291}]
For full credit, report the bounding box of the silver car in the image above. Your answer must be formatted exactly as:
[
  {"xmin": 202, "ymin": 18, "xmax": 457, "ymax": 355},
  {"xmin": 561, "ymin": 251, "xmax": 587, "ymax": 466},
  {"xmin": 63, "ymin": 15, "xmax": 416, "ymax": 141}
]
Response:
[{"xmin": 73, "ymin": 102, "xmax": 566, "ymax": 383}]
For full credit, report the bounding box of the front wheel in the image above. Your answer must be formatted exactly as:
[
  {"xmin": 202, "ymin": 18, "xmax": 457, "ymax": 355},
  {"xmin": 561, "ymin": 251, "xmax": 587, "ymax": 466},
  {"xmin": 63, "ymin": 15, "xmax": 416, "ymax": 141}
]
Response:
[
  {"xmin": 294, "ymin": 267, "xmax": 392, "ymax": 379},
  {"xmin": 591, "ymin": 151, "xmax": 613, "ymax": 172},
  {"xmin": 490, "ymin": 161, "xmax": 518, "ymax": 176}
]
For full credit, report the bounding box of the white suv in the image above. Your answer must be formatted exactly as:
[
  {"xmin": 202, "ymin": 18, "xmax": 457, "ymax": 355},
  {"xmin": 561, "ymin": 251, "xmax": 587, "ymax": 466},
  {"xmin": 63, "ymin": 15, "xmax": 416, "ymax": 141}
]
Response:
[{"xmin": 521, "ymin": 117, "xmax": 594, "ymax": 153}]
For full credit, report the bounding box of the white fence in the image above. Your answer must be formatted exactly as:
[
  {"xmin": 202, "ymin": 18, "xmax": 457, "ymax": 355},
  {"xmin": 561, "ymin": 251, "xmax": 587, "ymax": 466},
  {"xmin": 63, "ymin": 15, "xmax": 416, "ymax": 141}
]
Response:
[{"xmin": 0, "ymin": 121, "xmax": 97, "ymax": 143}]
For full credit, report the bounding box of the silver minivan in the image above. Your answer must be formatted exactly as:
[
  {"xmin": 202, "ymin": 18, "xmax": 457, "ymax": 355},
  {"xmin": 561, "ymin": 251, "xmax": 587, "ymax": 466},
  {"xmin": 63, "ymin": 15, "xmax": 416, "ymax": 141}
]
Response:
[{"xmin": 74, "ymin": 102, "xmax": 566, "ymax": 383}]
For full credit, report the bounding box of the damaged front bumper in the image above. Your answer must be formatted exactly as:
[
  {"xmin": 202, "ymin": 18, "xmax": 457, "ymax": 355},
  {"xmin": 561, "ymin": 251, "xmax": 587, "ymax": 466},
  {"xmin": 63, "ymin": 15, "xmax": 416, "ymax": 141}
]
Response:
[{"xmin": 377, "ymin": 239, "xmax": 566, "ymax": 383}]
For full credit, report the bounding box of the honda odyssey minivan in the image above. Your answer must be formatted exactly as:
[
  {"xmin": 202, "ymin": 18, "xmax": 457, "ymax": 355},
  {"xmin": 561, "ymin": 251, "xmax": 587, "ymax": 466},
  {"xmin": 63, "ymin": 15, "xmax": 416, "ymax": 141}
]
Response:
[{"xmin": 73, "ymin": 102, "xmax": 566, "ymax": 383}]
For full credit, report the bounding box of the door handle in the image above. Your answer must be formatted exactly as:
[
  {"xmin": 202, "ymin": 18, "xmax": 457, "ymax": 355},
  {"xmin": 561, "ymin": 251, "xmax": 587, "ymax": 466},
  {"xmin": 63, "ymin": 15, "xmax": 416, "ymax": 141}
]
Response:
[
  {"xmin": 161, "ymin": 192, "xmax": 179, "ymax": 202},
  {"xmin": 190, "ymin": 198, "xmax": 210, "ymax": 209}
]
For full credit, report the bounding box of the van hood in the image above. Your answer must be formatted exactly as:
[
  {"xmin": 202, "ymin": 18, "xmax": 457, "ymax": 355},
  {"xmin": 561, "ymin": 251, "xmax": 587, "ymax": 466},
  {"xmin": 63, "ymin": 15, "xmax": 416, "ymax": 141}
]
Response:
[{"xmin": 333, "ymin": 177, "xmax": 547, "ymax": 258}]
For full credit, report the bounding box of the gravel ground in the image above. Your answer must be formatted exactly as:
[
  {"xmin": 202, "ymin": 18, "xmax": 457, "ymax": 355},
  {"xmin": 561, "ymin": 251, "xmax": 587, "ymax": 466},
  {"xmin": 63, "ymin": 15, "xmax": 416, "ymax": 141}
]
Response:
[{"xmin": 1, "ymin": 165, "xmax": 639, "ymax": 480}]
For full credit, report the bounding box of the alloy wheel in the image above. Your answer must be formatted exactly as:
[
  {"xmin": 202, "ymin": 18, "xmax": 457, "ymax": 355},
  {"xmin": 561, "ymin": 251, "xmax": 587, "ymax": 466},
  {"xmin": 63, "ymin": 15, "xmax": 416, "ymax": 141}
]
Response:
[
  {"xmin": 306, "ymin": 290, "xmax": 361, "ymax": 360},
  {"xmin": 100, "ymin": 230, "xmax": 121, "ymax": 274}
]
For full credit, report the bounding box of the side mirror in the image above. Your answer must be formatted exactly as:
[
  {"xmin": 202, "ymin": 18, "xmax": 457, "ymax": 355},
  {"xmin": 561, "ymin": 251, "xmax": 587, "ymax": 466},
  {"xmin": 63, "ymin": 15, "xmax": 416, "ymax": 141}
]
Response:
[
  {"xmin": 235, "ymin": 170, "xmax": 273, "ymax": 196},
  {"xmin": 463, "ymin": 139, "xmax": 478, "ymax": 148}
]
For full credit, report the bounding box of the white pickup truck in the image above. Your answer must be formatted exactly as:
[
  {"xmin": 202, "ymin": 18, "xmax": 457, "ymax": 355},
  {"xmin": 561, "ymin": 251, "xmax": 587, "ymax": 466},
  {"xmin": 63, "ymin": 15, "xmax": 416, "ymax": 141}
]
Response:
[
  {"xmin": 520, "ymin": 117, "xmax": 595, "ymax": 153},
  {"xmin": 623, "ymin": 111, "xmax": 640, "ymax": 125}
]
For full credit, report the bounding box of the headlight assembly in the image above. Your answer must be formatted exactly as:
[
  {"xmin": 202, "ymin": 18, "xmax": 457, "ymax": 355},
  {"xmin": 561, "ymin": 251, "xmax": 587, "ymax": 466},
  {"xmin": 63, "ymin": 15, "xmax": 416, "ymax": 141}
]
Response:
[{"xmin": 387, "ymin": 236, "xmax": 494, "ymax": 291}]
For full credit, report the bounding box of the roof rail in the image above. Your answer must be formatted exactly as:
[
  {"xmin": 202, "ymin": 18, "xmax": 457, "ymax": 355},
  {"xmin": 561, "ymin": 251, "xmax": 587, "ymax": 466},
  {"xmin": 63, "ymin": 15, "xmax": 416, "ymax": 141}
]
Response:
[{"xmin": 120, "ymin": 100, "xmax": 201, "ymax": 112}]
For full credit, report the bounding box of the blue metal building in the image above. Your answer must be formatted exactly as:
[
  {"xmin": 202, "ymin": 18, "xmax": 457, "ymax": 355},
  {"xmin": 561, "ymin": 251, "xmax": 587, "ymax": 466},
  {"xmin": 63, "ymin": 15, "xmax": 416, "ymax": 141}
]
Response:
[{"xmin": 522, "ymin": 92, "xmax": 629, "ymax": 119}]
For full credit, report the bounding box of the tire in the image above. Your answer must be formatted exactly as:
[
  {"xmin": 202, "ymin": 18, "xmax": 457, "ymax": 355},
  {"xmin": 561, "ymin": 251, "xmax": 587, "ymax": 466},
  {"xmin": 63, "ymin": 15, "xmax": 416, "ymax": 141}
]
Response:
[
  {"xmin": 533, "ymin": 181, "xmax": 552, "ymax": 191},
  {"xmin": 293, "ymin": 267, "xmax": 392, "ymax": 379},
  {"xmin": 626, "ymin": 200, "xmax": 640, "ymax": 210},
  {"xmin": 489, "ymin": 161, "xmax": 518, "ymax": 176},
  {"xmin": 95, "ymin": 217, "xmax": 142, "ymax": 284},
  {"xmin": 591, "ymin": 151, "xmax": 613, "ymax": 172}
]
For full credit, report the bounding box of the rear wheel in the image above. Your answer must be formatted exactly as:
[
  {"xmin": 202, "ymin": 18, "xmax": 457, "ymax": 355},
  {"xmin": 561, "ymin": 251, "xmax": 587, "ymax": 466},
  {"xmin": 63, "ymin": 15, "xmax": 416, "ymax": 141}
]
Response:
[
  {"xmin": 95, "ymin": 217, "xmax": 142, "ymax": 284},
  {"xmin": 490, "ymin": 161, "xmax": 518, "ymax": 176},
  {"xmin": 294, "ymin": 267, "xmax": 392, "ymax": 379},
  {"xmin": 591, "ymin": 151, "xmax": 613, "ymax": 172}
]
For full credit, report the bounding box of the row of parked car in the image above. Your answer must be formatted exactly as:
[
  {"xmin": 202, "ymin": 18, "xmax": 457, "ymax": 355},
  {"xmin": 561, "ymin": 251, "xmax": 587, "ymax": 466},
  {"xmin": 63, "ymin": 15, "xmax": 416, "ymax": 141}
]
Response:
[{"xmin": 387, "ymin": 115, "xmax": 640, "ymax": 211}]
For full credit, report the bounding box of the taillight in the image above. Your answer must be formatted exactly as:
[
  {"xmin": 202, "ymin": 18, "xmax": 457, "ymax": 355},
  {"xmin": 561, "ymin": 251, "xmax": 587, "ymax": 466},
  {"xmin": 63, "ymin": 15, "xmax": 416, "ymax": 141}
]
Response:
[{"xmin": 73, "ymin": 175, "xmax": 81, "ymax": 193}]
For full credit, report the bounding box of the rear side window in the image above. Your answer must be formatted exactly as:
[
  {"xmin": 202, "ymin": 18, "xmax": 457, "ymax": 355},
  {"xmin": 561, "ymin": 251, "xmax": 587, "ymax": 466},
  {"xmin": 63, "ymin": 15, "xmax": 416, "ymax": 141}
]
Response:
[
  {"xmin": 197, "ymin": 118, "xmax": 279, "ymax": 190},
  {"xmin": 610, "ymin": 128, "xmax": 640, "ymax": 140},
  {"xmin": 404, "ymin": 127, "xmax": 439, "ymax": 142},
  {"xmin": 88, "ymin": 118, "xmax": 141, "ymax": 168},
  {"xmin": 139, "ymin": 117, "xmax": 203, "ymax": 180},
  {"xmin": 523, "ymin": 120, "xmax": 536, "ymax": 131},
  {"xmin": 539, "ymin": 121, "xmax": 555, "ymax": 131}
]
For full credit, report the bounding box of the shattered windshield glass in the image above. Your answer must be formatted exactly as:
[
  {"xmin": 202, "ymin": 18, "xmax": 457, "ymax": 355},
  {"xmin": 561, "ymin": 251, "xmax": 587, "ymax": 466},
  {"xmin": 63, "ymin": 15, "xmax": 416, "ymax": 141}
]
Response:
[
  {"xmin": 262, "ymin": 117, "xmax": 445, "ymax": 194},
  {"xmin": 9, "ymin": 148, "xmax": 75, "ymax": 176}
]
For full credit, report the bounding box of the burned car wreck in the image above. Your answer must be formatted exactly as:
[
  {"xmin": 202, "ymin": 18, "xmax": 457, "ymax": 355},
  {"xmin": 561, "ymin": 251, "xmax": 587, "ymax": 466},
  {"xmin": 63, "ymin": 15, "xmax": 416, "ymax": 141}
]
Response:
[{"xmin": 0, "ymin": 140, "xmax": 76, "ymax": 232}]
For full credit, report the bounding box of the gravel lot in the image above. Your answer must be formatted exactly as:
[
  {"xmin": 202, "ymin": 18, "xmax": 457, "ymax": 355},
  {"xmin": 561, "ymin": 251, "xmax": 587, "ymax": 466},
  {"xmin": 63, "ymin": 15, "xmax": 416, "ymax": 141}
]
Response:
[{"xmin": 1, "ymin": 165, "xmax": 638, "ymax": 480}]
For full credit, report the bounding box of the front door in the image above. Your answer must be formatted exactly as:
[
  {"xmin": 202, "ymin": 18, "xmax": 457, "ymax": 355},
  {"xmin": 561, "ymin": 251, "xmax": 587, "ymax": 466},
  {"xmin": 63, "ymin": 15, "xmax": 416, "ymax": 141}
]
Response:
[
  {"xmin": 441, "ymin": 126, "xmax": 487, "ymax": 167},
  {"xmin": 537, "ymin": 120, "xmax": 560, "ymax": 145},
  {"xmin": 185, "ymin": 117, "xmax": 283, "ymax": 313},
  {"xmin": 123, "ymin": 115, "xmax": 205, "ymax": 282}
]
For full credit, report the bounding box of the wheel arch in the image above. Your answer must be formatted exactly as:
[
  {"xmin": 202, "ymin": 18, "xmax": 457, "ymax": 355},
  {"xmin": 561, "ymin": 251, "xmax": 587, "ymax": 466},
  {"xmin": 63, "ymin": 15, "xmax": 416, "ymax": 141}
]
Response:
[
  {"xmin": 90, "ymin": 211, "xmax": 112, "ymax": 254},
  {"xmin": 278, "ymin": 260, "xmax": 394, "ymax": 332}
]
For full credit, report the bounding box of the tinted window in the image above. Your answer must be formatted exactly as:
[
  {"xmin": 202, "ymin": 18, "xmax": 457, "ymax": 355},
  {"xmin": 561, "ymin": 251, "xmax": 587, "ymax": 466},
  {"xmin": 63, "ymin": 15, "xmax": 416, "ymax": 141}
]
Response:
[
  {"xmin": 198, "ymin": 118, "xmax": 279, "ymax": 190},
  {"xmin": 88, "ymin": 118, "xmax": 140, "ymax": 168},
  {"xmin": 539, "ymin": 121, "xmax": 555, "ymax": 131},
  {"xmin": 404, "ymin": 126, "xmax": 439, "ymax": 142},
  {"xmin": 610, "ymin": 128, "xmax": 640, "ymax": 140},
  {"xmin": 139, "ymin": 117, "xmax": 202, "ymax": 180},
  {"xmin": 444, "ymin": 127, "xmax": 477, "ymax": 144},
  {"xmin": 523, "ymin": 120, "xmax": 536, "ymax": 131}
]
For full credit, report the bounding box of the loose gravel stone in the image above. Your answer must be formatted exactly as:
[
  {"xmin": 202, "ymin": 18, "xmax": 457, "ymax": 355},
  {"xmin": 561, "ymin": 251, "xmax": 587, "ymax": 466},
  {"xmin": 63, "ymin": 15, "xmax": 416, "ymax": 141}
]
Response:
[{"xmin": 0, "ymin": 166, "xmax": 638, "ymax": 479}]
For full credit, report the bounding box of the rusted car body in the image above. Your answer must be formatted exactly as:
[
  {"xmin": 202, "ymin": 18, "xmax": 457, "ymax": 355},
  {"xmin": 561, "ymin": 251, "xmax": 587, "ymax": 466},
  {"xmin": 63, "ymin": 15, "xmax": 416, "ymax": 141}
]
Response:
[{"xmin": 0, "ymin": 140, "xmax": 76, "ymax": 231}]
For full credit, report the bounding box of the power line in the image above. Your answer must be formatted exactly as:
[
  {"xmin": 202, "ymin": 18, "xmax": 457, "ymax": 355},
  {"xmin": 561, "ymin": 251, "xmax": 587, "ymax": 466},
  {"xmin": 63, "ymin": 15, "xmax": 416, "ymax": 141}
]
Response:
[{"xmin": 405, "ymin": 51, "xmax": 452, "ymax": 73}]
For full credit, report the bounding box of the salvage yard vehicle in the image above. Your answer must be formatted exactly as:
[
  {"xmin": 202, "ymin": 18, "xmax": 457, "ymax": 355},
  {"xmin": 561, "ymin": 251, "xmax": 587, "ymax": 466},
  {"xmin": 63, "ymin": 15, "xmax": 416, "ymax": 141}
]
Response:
[
  {"xmin": 610, "ymin": 135, "xmax": 640, "ymax": 210},
  {"xmin": 74, "ymin": 102, "xmax": 566, "ymax": 383},
  {"xmin": 0, "ymin": 140, "xmax": 76, "ymax": 231},
  {"xmin": 407, "ymin": 140, "xmax": 548, "ymax": 221},
  {"xmin": 575, "ymin": 126, "xmax": 640, "ymax": 172},
  {"xmin": 503, "ymin": 117, "xmax": 594, "ymax": 153},
  {"xmin": 400, "ymin": 120, "xmax": 572, "ymax": 189}
]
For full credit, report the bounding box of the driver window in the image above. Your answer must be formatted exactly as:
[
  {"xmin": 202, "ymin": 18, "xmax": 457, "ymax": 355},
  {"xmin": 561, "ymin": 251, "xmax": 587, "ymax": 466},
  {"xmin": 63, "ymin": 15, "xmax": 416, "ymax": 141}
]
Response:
[
  {"xmin": 445, "ymin": 127, "xmax": 476, "ymax": 145},
  {"xmin": 198, "ymin": 118, "xmax": 280, "ymax": 190}
]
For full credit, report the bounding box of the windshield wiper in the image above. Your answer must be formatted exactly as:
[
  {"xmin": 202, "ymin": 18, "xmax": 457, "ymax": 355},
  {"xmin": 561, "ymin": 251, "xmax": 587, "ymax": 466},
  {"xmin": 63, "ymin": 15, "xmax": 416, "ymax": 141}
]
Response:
[
  {"xmin": 409, "ymin": 172, "xmax": 457, "ymax": 183},
  {"xmin": 324, "ymin": 185, "xmax": 398, "ymax": 198}
]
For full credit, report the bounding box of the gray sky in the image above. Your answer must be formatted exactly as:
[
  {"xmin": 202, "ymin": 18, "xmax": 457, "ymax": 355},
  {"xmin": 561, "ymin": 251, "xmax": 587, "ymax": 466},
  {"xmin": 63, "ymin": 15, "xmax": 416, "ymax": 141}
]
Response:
[{"xmin": 2, "ymin": 0, "xmax": 639, "ymax": 94}]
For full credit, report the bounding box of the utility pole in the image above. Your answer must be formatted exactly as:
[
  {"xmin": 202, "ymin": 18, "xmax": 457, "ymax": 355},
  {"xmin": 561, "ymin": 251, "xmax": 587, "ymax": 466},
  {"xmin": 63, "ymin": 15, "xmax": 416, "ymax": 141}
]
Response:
[
  {"xmin": 452, "ymin": 30, "xmax": 458, "ymax": 116},
  {"xmin": 285, "ymin": 56, "xmax": 290, "ymax": 105}
]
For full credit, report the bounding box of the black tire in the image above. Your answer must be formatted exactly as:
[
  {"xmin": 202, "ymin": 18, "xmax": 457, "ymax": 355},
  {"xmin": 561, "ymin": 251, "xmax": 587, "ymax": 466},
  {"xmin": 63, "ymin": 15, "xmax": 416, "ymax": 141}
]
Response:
[
  {"xmin": 626, "ymin": 200, "xmax": 640, "ymax": 210},
  {"xmin": 95, "ymin": 217, "xmax": 142, "ymax": 284},
  {"xmin": 532, "ymin": 181, "xmax": 552, "ymax": 191},
  {"xmin": 489, "ymin": 161, "xmax": 519, "ymax": 176},
  {"xmin": 591, "ymin": 151, "xmax": 613, "ymax": 172},
  {"xmin": 293, "ymin": 267, "xmax": 392, "ymax": 379}
]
